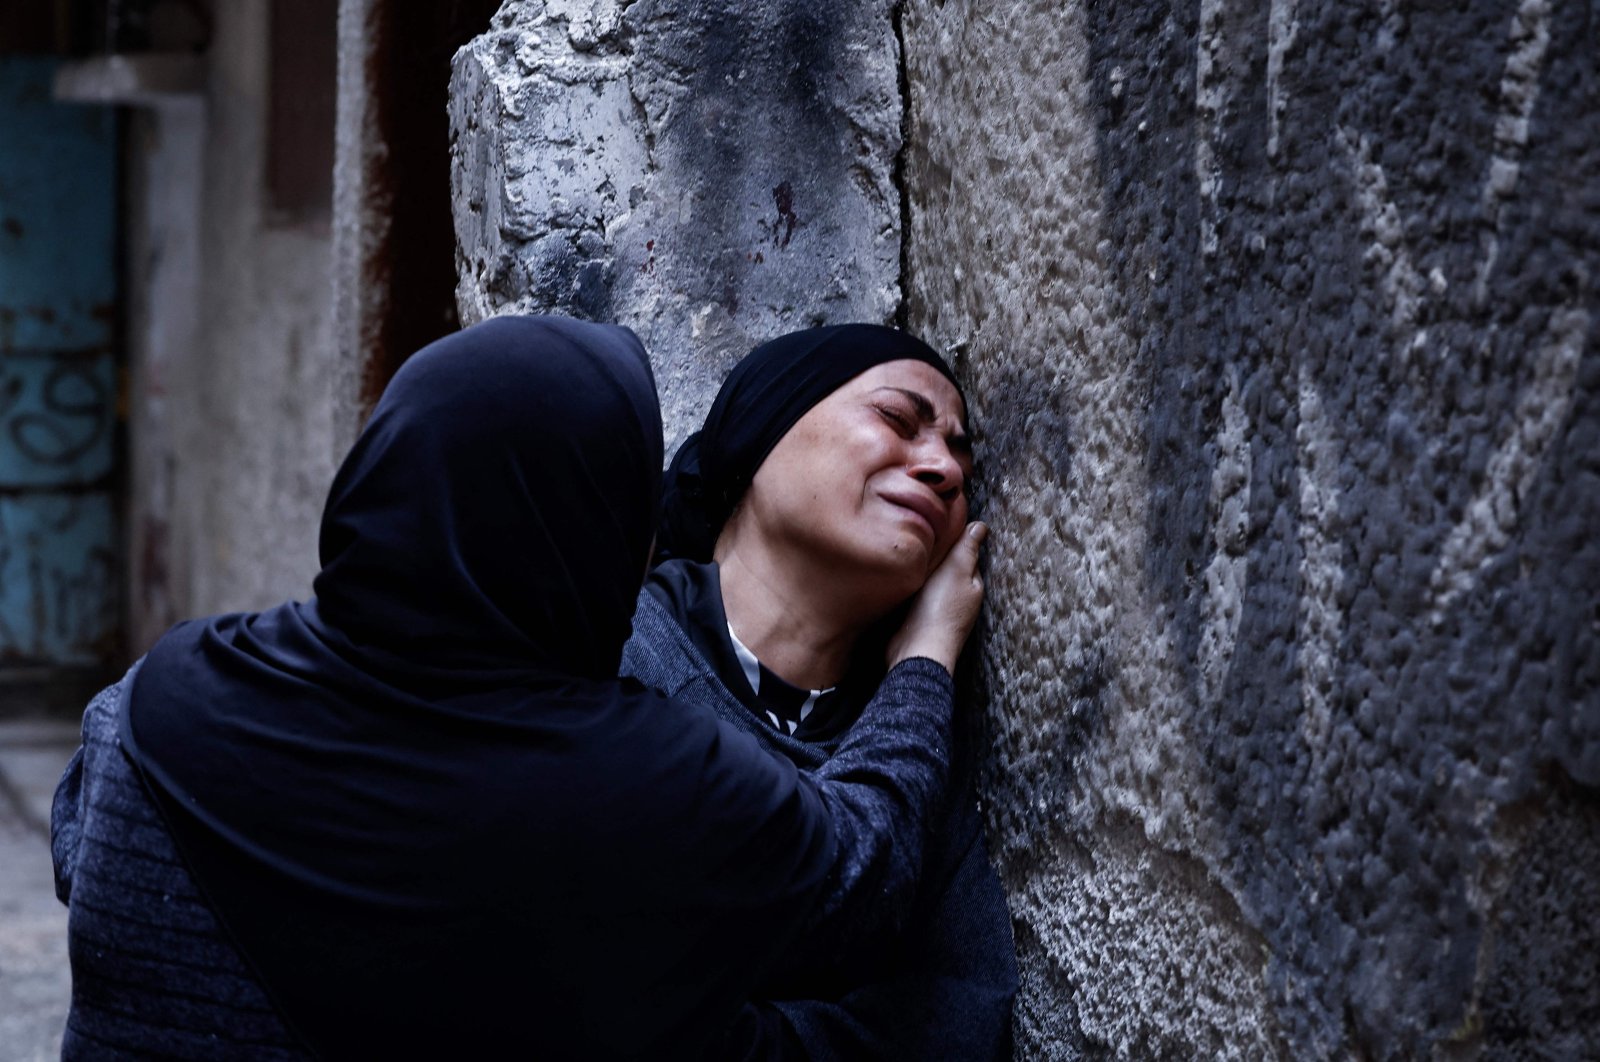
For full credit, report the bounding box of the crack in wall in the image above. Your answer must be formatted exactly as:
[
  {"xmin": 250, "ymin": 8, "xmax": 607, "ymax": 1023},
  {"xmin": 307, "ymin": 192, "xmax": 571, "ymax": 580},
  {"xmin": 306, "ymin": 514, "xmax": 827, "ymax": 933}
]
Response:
[{"xmin": 890, "ymin": 0, "xmax": 913, "ymax": 330}]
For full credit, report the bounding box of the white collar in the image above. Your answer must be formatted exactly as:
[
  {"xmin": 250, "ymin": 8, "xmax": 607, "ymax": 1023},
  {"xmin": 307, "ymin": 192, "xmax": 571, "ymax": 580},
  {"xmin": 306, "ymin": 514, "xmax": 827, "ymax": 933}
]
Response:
[{"xmin": 726, "ymin": 623, "xmax": 833, "ymax": 722}]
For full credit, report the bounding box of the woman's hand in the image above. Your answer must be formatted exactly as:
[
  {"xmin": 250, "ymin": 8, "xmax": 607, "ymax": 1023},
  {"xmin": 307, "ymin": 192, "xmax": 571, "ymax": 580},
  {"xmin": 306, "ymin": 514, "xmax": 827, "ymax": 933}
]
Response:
[{"xmin": 887, "ymin": 521, "xmax": 988, "ymax": 674}]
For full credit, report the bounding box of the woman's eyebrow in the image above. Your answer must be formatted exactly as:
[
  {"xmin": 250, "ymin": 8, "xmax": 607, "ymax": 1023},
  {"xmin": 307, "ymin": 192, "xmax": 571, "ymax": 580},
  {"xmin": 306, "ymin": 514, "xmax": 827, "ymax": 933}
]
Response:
[{"xmin": 877, "ymin": 387, "xmax": 972, "ymax": 453}]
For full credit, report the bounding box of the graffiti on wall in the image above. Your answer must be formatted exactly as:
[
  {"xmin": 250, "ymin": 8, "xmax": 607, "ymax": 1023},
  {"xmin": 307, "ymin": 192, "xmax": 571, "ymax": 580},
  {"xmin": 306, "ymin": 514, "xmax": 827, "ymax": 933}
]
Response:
[{"xmin": 0, "ymin": 58, "xmax": 120, "ymax": 668}]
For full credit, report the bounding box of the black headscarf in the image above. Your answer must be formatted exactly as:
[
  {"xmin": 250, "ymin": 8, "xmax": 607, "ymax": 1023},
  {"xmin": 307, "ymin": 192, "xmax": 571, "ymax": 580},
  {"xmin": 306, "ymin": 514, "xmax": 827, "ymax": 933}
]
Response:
[
  {"xmin": 121, "ymin": 316, "xmax": 836, "ymax": 1059},
  {"xmin": 657, "ymin": 324, "xmax": 963, "ymax": 563}
]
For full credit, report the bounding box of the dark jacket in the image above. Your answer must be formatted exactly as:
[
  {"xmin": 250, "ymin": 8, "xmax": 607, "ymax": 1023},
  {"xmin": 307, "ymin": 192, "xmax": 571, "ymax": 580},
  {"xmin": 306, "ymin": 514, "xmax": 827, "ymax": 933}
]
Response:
[
  {"xmin": 56, "ymin": 650, "xmax": 963, "ymax": 1061},
  {"xmin": 622, "ymin": 588, "xmax": 1018, "ymax": 1060}
]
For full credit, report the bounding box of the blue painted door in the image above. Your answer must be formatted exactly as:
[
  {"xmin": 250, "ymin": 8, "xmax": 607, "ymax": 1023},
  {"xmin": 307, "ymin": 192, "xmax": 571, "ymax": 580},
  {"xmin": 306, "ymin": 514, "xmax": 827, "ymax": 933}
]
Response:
[{"xmin": 0, "ymin": 58, "xmax": 120, "ymax": 668}]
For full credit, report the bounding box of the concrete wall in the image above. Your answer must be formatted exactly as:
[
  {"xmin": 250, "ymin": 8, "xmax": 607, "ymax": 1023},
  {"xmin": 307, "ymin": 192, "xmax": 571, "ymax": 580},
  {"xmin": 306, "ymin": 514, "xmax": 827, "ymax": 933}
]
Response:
[
  {"xmin": 452, "ymin": 0, "xmax": 1599, "ymax": 1057},
  {"xmin": 125, "ymin": 0, "xmax": 343, "ymax": 649}
]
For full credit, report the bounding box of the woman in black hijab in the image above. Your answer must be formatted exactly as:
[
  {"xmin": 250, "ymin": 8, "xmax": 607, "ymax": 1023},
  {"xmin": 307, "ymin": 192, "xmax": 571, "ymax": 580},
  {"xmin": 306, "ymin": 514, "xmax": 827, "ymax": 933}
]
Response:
[
  {"xmin": 624, "ymin": 323, "xmax": 1017, "ymax": 1059},
  {"xmin": 51, "ymin": 316, "xmax": 983, "ymax": 1059}
]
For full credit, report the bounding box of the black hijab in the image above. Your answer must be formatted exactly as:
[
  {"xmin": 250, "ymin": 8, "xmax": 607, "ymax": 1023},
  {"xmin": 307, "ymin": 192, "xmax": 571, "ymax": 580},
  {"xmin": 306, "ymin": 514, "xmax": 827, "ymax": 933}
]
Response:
[
  {"xmin": 121, "ymin": 316, "xmax": 835, "ymax": 1059},
  {"xmin": 657, "ymin": 324, "xmax": 963, "ymax": 563}
]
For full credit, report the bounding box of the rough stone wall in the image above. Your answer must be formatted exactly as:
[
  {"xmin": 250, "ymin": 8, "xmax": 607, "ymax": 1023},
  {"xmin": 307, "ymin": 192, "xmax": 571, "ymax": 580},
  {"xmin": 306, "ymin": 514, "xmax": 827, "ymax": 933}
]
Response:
[
  {"xmin": 451, "ymin": 0, "xmax": 1600, "ymax": 1057},
  {"xmin": 903, "ymin": 0, "xmax": 1599, "ymax": 1058},
  {"xmin": 449, "ymin": 0, "xmax": 903, "ymax": 447}
]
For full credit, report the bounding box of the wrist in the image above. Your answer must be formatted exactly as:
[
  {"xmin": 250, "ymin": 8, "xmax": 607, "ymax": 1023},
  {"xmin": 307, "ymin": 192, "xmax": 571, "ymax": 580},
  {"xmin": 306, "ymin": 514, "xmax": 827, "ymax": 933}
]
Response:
[{"xmin": 890, "ymin": 644, "xmax": 957, "ymax": 674}]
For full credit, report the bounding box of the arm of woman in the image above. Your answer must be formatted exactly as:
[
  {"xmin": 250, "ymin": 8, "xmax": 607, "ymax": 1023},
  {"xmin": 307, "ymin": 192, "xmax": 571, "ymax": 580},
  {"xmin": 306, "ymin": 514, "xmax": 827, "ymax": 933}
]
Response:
[
  {"xmin": 607, "ymin": 525, "xmax": 987, "ymax": 1057},
  {"xmin": 751, "ymin": 523, "xmax": 990, "ymax": 978},
  {"xmin": 768, "ymin": 767, "xmax": 1018, "ymax": 1060},
  {"xmin": 714, "ymin": 735, "xmax": 1016, "ymax": 1062},
  {"xmin": 599, "ymin": 648, "xmax": 962, "ymax": 1058}
]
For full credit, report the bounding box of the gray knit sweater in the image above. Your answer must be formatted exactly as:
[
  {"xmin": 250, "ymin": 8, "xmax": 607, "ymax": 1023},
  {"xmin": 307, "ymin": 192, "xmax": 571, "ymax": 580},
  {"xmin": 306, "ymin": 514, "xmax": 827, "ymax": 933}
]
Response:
[
  {"xmin": 51, "ymin": 665, "xmax": 311, "ymax": 1059},
  {"xmin": 622, "ymin": 590, "xmax": 956, "ymax": 965},
  {"xmin": 622, "ymin": 586, "xmax": 1017, "ymax": 1061}
]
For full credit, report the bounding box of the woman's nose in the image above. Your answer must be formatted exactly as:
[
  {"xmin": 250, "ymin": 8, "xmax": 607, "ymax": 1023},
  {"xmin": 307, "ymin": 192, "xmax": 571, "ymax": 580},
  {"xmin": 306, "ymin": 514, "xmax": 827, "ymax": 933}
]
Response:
[{"xmin": 910, "ymin": 441, "xmax": 965, "ymax": 498}]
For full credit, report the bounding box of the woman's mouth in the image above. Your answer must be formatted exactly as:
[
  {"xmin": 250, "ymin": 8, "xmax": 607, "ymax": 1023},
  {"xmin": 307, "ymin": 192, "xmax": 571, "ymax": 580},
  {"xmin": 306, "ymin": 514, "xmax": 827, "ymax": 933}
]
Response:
[{"xmin": 879, "ymin": 491, "xmax": 942, "ymax": 539}]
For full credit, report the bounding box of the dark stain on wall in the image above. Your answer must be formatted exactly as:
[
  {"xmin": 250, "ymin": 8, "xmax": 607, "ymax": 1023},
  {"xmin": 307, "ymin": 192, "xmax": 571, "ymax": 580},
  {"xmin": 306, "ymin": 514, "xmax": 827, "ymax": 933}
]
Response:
[{"xmin": 625, "ymin": 0, "xmax": 884, "ymax": 323}]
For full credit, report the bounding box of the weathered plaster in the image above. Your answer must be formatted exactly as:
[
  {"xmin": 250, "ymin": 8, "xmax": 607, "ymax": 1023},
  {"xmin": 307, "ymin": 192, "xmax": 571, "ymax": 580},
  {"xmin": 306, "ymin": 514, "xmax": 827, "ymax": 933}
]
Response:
[
  {"xmin": 449, "ymin": 0, "xmax": 904, "ymax": 448},
  {"xmin": 124, "ymin": 100, "xmax": 204, "ymax": 655},
  {"xmin": 161, "ymin": 0, "xmax": 338, "ymax": 627},
  {"xmin": 331, "ymin": 0, "xmax": 392, "ymax": 458}
]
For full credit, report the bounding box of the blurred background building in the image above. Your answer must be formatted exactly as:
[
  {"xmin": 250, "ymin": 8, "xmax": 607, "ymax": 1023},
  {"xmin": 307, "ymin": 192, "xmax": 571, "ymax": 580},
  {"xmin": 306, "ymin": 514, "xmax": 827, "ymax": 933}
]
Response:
[
  {"xmin": 0, "ymin": 0, "xmax": 498, "ymax": 714},
  {"xmin": 1, "ymin": 8, "xmax": 493, "ymax": 1049}
]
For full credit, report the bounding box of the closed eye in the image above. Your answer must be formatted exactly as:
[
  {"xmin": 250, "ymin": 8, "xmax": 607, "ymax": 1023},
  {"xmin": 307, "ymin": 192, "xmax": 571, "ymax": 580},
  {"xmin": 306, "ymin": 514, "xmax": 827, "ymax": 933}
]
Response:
[{"xmin": 875, "ymin": 404, "xmax": 917, "ymax": 437}]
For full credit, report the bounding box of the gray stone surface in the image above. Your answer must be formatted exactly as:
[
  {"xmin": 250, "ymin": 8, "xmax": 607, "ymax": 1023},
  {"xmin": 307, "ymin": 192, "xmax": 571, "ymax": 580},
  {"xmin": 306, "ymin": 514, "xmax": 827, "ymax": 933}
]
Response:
[
  {"xmin": 0, "ymin": 722, "xmax": 80, "ymax": 832},
  {"xmin": 904, "ymin": 0, "xmax": 1598, "ymax": 1058},
  {"xmin": 0, "ymin": 721, "xmax": 78, "ymax": 1062},
  {"xmin": 450, "ymin": 0, "xmax": 904, "ymax": 449}
]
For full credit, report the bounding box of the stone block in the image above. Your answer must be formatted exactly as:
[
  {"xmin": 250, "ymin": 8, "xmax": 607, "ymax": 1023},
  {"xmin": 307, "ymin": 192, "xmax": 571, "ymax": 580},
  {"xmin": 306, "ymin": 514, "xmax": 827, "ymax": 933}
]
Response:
[{"xmin": 450, "ymin": 0, "xmax": 905, "ymax": 448}]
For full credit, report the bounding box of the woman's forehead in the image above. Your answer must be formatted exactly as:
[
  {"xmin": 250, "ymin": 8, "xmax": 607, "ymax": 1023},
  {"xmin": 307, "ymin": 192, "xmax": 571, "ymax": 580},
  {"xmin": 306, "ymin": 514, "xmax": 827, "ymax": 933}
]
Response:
[{"xmin": 844, "ymin": 359, "xmax": 966, "ymax": 419}]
